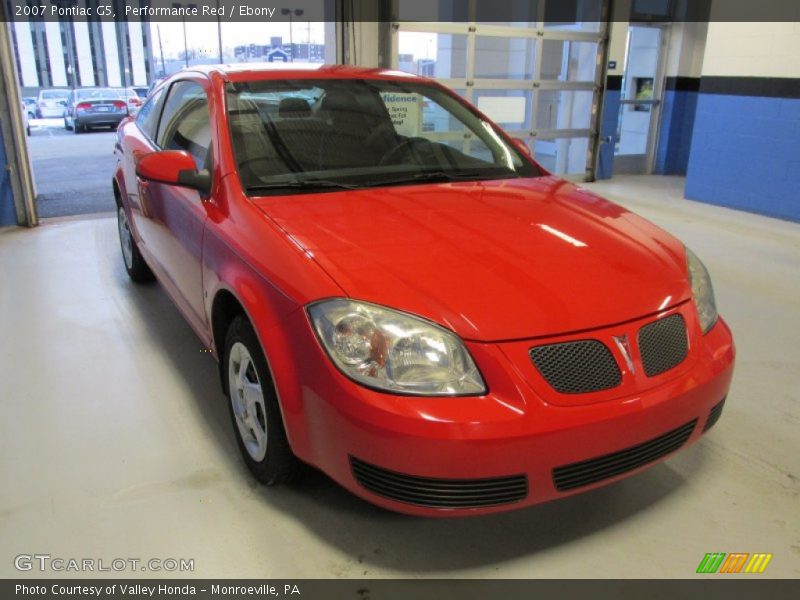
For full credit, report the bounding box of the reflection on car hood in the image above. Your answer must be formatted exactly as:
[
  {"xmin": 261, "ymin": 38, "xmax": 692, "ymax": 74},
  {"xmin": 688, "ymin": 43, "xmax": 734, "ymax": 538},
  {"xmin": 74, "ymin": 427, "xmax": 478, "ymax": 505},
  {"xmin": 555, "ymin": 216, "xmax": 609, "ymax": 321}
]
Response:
[{"xmin": 252, "ymin": 176, "xmax": 691, "ymax": 341}]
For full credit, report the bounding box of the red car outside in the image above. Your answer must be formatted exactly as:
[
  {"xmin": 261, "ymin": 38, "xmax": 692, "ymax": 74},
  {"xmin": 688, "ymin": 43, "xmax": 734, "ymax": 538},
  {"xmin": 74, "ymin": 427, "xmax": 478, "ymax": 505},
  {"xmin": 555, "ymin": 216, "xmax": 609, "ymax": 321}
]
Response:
[{"xmin": 113, "ymin": 64, "xmax": 734, "ymax": 516}]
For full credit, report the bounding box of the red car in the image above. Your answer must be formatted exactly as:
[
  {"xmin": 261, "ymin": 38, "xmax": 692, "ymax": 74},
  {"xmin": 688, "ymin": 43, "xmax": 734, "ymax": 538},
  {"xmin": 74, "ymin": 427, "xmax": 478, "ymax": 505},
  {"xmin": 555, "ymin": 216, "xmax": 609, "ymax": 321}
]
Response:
[{"xmin": 113, "ymin": 65, "xmax": 734, "ymax": 516}]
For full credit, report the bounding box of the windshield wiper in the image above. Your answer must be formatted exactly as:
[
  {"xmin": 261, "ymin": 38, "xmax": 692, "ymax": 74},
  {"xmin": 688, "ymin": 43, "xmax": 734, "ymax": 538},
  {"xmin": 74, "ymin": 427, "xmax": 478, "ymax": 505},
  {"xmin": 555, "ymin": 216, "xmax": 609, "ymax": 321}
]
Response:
[
  {"xmin": 364, "ymin": 169, "xmax": 520, "ymax": 188},
  {"xmin": 245, "ymin": 179, "xmax": 358, "ymax": 194}
]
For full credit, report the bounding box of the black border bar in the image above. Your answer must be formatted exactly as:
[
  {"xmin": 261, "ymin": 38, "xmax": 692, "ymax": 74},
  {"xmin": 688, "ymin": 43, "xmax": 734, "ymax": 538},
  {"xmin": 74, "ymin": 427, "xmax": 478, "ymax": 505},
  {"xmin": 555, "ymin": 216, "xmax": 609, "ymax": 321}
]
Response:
[{"xmin": 3, "ymin": 579, "xmax": 800, "ymax": 600}]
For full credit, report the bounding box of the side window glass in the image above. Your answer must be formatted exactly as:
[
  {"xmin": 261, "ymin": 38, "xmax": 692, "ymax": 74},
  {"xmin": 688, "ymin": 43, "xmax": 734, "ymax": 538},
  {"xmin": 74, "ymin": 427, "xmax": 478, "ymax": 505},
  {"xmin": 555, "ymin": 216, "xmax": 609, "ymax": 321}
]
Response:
[
  {"xmin": 135, "ymin": 88, "xmax": 164, "ymax": 141},
  {"xmin": 156, "ymin": 81, "xmax": 212, "ymax": 170}
]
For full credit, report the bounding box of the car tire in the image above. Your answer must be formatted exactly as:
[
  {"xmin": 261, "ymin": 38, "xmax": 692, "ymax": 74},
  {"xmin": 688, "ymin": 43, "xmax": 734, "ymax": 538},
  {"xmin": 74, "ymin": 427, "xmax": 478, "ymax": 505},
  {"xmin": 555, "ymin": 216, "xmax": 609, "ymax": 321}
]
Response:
[
  {"xmin": 26, "ymin": 125, "xmax": 30, "ymax": 137},
  {"xmin": 224, "ymin": 315, "xmax": 302, "ymax": 486},
  {"xmin": 73, "ymin": 121, "xmax": 83, "ymax": 134},
  {"xmin": 64, "ymin": 117, "xmax": 72, "ymax": 131},
  {"xmin": 116, "ymin": 205, "xmax": 154, "ymax": 282}
]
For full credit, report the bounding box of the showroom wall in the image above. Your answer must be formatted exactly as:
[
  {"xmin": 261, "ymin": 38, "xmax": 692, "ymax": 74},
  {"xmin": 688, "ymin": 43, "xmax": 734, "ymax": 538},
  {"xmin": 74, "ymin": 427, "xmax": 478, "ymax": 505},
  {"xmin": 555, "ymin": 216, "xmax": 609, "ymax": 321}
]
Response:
[{"xmin": 685, "ymin": 21, "xmax": 800, "ymax": 221}]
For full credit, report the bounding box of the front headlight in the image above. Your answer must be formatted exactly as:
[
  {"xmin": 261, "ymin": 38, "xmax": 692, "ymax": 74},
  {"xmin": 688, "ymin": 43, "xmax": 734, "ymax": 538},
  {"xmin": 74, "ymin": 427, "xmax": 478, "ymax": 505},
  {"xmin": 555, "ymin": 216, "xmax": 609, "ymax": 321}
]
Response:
[
  {"xmin": 307, "ymin": 299, "xmax": 487, "ymax": 396},
  {"xmin": 686, "ymin": 247, "xmax": 718, "ymax": 334}
]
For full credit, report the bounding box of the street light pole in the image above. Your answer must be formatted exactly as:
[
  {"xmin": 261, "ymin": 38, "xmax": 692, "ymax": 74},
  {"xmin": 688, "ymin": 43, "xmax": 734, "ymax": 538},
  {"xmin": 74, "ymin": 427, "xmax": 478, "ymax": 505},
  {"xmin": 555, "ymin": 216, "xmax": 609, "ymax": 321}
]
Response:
[
  {"xmin": 216, "ymin": 0, "xmax": 223, "ymax": 63},
  {"xmin": 173, "ymin": 2, "xmax": 197, "ymax": 68},
  {"xmin": 281, "ymin": 8, "xmax": 304, "ymax": 62}
]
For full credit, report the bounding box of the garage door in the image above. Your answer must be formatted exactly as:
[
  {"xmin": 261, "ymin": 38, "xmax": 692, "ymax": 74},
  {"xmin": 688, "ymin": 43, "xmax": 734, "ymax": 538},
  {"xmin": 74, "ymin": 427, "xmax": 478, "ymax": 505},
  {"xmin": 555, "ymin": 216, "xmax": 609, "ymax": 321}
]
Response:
[{"xmin": 389, "ymin": 1, "xmax": 607, "ymax": 180}]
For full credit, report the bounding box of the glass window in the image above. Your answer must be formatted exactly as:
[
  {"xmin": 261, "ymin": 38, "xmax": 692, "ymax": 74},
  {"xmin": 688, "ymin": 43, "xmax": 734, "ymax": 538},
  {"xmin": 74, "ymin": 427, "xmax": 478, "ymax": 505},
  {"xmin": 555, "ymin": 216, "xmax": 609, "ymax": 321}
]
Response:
[
  {"xmin": 157, "ymin": 82, "xmax": 211, "ymax": 169},
  {"xmin": 225, "ymin": 78, "xmax": 541, "ymax": 195},
  {"xmin": 536, "ymin": 90, "xmax": 594, "ymax": 130},
  {"xmin": 528, "ymin": 137, "xmax": 589, "ymax": 175},
  {"xmin": 541, "ymin": 40, "xmax": 599, "ymax": 82},
  {"xmin": 474, "ymin": 36, "xmax": 536, "ymax": 80},
  {"xmin": 398, "ymin": 32, "xmax": 468, "ymax": 79},
  {"xmin": 135, "ymin": 87, "xmax": 165, "ymax": 141}
]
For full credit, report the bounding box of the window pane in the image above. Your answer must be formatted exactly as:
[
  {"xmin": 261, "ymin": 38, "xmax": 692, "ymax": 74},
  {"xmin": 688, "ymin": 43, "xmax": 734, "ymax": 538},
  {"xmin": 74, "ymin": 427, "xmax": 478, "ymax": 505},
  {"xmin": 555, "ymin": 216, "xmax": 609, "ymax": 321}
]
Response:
[
  {"xmin": 474, "ymin": 36, "xmax": 536, "ymax": 80},
  {"xmin": 473, "ymin": 89, "xmax": 532, "ymax": 130},
  {"xmin": 540, "ymin": 40, "xmax": 599, "ymax": 81},
  {"xmin": 157, "ymin": 82, "xmax": 211, "ymax": 169},
  {"xmin": 536, "ymin": 90, "xmax": 594, "ymax": 130},
  {"xmin": 530, "ymin": 137, "xmax": 589, "ymax": 175},
  {"xmin": 398, "ymin": 32, "xmax": 468, "ymax": 79},
  {"xmin": 135, "ymin": 87, "xmax": 164, "ymax": 140}
]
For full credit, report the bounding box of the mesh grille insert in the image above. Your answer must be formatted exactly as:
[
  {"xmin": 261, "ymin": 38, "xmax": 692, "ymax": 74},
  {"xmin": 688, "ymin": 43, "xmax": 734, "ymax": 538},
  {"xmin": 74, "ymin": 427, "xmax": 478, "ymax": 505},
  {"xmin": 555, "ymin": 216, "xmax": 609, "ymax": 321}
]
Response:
[
  {"xmin": 529, "ymin": 340, "xmax": 621, "ymax": 394},
  {"xmin": 638, "ymin": 314, "xmax": 689, "ymax": 377},
  {"xmin": 553, "ymin": 420, "xmax": 697, "ymax": 492},
  {"xmin": 350, "ymin": 457, "xmax": 528, "ymax": 509}
]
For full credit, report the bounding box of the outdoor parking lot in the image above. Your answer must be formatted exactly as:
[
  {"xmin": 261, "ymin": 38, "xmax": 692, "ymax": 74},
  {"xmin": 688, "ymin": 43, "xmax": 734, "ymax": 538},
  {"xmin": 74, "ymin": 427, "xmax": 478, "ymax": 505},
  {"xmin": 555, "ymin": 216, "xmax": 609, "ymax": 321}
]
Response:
[{"xmin": 28, "ymin": 118, "xmax": 117, "ymax": 218}]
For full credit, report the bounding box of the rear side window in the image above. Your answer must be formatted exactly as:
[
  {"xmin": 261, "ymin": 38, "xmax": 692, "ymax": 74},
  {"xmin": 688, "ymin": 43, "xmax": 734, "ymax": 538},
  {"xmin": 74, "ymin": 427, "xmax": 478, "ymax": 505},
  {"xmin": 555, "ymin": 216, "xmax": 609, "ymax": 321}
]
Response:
[
  {"xmin": 157, "ymin": 81, "xmax": 212, "ymax": 170},
  {"xmin": 136, "ymin": 88, "xmax": 165, "ymax": 141}
]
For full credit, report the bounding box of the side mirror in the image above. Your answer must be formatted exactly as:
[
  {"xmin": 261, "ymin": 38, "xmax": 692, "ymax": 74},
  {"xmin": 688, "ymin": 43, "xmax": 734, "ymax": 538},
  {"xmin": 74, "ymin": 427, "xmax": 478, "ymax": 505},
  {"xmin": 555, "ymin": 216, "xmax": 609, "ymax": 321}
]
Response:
[
  {"xmin": 136, "ymin": 150, "xmax": 211, "ymax": 196},
  {"xmin": 510, "ymin": 138, "xmax": 532, "ymax": 156}
]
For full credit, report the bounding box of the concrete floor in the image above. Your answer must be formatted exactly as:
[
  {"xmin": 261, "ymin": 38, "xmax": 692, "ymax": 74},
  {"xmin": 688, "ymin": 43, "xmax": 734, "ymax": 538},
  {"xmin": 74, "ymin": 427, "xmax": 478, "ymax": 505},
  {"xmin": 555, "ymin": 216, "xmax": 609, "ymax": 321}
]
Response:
[{"xmin": 0, "ymin": 175, "xmax": 798, "ymax": 578}]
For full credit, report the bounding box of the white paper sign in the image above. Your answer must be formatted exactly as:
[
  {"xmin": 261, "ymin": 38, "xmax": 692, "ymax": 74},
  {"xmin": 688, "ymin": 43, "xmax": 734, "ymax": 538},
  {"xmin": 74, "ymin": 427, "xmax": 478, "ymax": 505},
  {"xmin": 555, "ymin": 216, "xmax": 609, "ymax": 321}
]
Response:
[
  {"xmin": 380, "ymin": 92, "xmax": 423, "ymax": 136},
  {"xmin": 477, "ymin": 96, "xmax": 527, "ymax": 124}
]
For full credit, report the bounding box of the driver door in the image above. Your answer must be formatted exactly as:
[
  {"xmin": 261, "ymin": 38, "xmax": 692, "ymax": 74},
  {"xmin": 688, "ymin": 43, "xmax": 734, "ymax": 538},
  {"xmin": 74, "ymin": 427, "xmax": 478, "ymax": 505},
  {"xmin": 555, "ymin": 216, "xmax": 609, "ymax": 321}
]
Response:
[{"xmin": 138, "ymin": 80, "xmax": 212, "ymax": 331}]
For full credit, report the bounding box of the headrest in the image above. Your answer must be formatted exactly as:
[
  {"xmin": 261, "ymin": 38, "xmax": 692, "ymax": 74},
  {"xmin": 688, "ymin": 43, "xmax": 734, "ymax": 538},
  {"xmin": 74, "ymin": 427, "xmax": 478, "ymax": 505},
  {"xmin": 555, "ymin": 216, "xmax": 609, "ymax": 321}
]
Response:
[
  {"xmin": 319, "ymin": 90, "xmax": 361, "ymax": 114},
  {"xmin": 278, "ymin": 97, "xmax": 311, "ymax": 118}
]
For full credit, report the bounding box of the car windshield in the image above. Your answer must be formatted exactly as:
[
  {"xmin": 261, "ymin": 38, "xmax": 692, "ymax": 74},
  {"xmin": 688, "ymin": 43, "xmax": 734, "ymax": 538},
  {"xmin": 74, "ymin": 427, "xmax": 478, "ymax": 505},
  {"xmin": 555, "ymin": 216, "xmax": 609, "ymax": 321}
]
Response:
[
  {"xmin": 226, "ymin": 78, "xmax": 541, "ymax": 195},
  {"xmin": 77, "ymin": 88, "xmax": 123, "ymax": 100},
  {"xmin": 42, "ymin": 90, "xmax": 70, "ymax": 99}
]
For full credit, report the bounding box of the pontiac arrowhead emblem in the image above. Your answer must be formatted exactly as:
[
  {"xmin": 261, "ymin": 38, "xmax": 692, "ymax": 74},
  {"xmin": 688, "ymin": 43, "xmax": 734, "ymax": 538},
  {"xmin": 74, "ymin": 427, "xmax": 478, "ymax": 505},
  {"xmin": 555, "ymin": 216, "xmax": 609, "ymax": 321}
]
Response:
[{"xmin": 613, "ymin": 334, "xmax": 635, "ymax": 373}]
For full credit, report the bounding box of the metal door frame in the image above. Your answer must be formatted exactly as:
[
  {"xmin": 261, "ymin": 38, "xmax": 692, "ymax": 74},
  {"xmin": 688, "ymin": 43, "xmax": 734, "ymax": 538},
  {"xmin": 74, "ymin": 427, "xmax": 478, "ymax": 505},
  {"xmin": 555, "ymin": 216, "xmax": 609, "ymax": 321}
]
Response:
[{"xmin": 614, "ymin": 22, "xmax": 671, "ymax": 175}]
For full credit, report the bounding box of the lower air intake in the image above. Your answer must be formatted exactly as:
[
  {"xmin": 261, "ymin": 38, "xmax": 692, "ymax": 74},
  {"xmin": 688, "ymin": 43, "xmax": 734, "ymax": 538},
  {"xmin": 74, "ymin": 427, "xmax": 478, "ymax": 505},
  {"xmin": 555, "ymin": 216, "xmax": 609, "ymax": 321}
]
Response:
[
  {"xmin": 350, "ymin": 457, "xmax": 528, "ymax": 509},
  {"xmin": 552, "ymin": 419, "xmax": 697, "ymax": 492}
]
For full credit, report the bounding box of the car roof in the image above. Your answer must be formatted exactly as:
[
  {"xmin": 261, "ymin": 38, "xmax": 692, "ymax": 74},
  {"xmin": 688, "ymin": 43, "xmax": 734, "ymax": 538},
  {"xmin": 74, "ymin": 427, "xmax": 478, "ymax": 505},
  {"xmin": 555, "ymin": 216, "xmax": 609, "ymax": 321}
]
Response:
[{"xmin": 174, "ymin": 63, "xmax": 427, "ymax": 84}]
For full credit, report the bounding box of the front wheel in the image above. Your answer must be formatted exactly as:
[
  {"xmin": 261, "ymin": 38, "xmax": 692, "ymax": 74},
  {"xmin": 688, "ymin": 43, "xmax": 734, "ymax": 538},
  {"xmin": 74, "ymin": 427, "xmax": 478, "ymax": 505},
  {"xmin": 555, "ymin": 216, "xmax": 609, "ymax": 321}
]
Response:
[
  {"xmin": 117, "ymin": 205, "xmax": 153, "ymax": 282},
  {"xmin": 224, "ymin": 315, "xmax": 301, "ymax": 485}
]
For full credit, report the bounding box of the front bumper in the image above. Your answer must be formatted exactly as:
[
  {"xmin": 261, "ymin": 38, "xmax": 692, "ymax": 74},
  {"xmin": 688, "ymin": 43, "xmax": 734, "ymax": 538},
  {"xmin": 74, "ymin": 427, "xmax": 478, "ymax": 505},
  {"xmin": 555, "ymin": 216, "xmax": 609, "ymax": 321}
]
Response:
[{"xmin": 266, "ymin": 301, "xmax": 735, "ymax": 516}]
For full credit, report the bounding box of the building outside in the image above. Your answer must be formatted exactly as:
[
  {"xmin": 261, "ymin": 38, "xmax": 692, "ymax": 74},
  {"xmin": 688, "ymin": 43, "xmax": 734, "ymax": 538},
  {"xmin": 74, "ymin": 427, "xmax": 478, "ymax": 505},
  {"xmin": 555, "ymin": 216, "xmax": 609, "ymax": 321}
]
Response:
[{"xmin": 8, "ymin": 0, "xmax": 155, "ymax": 96}]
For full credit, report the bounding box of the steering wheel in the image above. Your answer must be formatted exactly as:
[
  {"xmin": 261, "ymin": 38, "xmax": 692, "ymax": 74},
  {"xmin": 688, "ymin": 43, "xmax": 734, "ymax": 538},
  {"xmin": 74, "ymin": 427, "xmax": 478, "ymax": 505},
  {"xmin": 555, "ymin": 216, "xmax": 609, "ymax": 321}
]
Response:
[{"xmin": 378, "ymin": 137, "xmax": 429, "ymax": 166}]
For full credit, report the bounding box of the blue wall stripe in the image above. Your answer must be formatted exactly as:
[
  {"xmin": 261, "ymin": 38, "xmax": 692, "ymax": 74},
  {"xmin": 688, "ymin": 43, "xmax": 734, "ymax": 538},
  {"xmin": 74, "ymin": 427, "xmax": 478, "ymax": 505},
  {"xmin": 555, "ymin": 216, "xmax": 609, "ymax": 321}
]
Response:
[
  {"xmin": 685, "ymin": 89, "xmax": 800, "ymax": 222},
  {"xmin": 655, "ymin": 88, "xmax": 698, "ymax": 175}
]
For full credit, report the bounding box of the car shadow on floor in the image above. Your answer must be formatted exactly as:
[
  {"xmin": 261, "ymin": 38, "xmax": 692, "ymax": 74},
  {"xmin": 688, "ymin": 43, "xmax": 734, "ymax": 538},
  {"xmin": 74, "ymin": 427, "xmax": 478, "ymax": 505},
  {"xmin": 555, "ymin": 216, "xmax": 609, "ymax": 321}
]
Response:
[{"xmin": 115, "ymin": 255, "xmax": 708, "ymax": 574}]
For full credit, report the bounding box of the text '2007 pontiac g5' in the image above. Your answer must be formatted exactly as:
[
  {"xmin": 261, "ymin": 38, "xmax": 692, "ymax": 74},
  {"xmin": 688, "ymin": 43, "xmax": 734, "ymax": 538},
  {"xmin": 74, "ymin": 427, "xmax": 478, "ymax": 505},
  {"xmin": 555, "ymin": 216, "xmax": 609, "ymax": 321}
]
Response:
[{"xmin": 113, "ymin": 65, "xmax": 734, "ymax": 516}]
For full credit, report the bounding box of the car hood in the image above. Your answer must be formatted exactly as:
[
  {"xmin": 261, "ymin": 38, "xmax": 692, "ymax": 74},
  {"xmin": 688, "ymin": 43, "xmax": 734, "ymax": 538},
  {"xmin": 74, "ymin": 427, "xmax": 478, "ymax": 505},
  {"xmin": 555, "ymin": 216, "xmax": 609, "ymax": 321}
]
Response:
[{"xmin": 252, "ymin": 176, "xmax": 691, "ymax": 341}]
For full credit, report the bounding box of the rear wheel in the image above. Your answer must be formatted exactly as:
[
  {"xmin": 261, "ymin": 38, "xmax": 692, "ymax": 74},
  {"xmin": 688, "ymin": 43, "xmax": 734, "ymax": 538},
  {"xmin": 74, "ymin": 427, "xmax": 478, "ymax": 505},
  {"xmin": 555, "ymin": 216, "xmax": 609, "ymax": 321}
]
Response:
[
  {"xmin": 116, "ymin": 205, "xmax": 153, "ymax": 282},
  {"xmin": 73, "ymin": 120, "xmax": 82, "ymax": 134},
  {"xmin": 224, "ymin": 315, "xmax": 301, "ymax": 485},
  {"xmin": 64, "ymin": 117, "xmax": 72, "ymax": 131}
]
